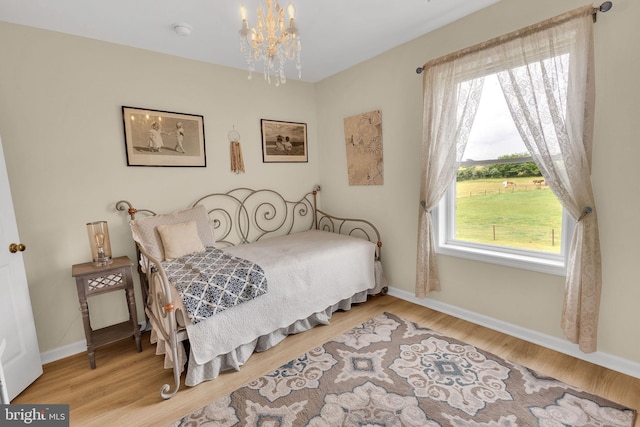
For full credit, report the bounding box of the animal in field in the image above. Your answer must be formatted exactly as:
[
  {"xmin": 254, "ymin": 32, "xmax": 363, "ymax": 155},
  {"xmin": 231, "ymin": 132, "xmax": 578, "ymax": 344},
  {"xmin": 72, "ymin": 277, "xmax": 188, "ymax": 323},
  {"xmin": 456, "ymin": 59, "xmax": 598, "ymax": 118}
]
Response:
[
  {"xmin": 533, "ymin": 179, "xmax": 545, "ymax": 186},
  {"xmin": 502, "ymin": 180, "xmax": 516, "ymax": 188}
]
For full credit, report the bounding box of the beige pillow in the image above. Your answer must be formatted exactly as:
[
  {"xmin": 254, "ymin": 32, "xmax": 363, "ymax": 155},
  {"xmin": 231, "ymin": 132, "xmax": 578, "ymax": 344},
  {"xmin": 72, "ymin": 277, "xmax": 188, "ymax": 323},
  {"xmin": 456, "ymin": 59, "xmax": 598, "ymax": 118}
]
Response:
[
  {"xmin": 130, "ymin": 205, "xmax": 215, "ymax": 261},
  {"xmin": 156, "ymin": 221, "xmax": 206, "ymax": 260}
]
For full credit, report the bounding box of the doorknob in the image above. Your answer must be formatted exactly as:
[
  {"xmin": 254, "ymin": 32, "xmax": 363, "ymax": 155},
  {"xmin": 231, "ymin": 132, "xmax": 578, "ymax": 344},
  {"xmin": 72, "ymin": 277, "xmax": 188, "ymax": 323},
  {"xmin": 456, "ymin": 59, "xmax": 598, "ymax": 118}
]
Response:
[{"xmin": 9, "ymin": 243, "xmax": 26, "ymax": 253}]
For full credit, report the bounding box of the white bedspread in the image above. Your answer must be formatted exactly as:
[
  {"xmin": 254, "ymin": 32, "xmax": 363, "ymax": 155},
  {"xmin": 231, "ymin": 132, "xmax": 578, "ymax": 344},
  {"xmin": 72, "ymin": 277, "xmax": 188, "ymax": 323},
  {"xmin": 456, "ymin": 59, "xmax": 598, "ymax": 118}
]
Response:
[{"xmin": 184, "ymin": 229, "xmax": 376, "ymax": 365}]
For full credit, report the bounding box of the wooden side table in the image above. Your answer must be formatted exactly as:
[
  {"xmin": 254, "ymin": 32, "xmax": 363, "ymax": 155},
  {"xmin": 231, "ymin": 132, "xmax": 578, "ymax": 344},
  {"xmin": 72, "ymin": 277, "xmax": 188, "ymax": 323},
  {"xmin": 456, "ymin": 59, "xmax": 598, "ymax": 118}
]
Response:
[{"xmin": 72, "ymin": 255, "xmax": 142, "ymax": 369}]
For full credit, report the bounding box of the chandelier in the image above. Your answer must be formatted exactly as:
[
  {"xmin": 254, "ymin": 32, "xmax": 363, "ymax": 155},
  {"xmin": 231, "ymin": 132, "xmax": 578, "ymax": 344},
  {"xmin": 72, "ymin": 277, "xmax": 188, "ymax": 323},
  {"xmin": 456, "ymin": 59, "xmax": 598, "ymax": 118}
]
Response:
[{"xmin": 239, "ymin": 1, "xmax": 301, "ymax": 86}]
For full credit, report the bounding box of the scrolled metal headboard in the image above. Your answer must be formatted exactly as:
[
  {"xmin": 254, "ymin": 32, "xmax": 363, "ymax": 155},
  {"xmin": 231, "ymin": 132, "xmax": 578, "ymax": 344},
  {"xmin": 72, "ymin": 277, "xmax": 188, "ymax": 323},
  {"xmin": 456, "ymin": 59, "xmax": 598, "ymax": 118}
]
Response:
[
  {"xmin": 116, "ymin": 184, "xmax": 382, "ymax": 258},
  {"xmin": 190, "ymin": 186, "xmax": 318, "ymax": 247}
]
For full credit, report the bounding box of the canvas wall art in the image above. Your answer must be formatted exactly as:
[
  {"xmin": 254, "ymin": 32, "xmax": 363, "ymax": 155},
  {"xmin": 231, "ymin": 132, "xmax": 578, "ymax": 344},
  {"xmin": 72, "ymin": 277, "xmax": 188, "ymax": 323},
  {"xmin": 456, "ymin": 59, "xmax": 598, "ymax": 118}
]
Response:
[{"xmin": 343, "ymin": 110, "xmax": 384, "ymax": 185}]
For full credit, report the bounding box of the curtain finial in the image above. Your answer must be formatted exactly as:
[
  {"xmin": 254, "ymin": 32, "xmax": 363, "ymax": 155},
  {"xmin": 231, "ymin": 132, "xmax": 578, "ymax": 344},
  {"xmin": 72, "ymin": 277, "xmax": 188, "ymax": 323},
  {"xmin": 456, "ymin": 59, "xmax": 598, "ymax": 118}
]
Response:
[{"xmin": 593, "ymin": 1, "xmax": 613, "ymax": 22}]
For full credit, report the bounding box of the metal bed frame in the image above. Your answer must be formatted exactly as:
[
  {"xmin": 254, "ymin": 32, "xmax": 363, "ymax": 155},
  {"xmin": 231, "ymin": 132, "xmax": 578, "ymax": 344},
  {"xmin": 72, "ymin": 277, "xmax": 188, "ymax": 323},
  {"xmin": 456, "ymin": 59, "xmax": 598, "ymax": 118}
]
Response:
[{"xmin": 116, "ymin": 185, "xmax": 383, "ymax": 398}]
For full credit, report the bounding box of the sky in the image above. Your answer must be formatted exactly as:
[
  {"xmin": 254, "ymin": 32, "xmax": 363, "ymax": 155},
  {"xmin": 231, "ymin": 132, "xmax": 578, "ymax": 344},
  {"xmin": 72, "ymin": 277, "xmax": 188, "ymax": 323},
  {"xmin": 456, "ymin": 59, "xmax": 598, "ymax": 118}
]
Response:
[{"xmin": 463, "ymin": 74, "xmax": 527, "ymax": 161}]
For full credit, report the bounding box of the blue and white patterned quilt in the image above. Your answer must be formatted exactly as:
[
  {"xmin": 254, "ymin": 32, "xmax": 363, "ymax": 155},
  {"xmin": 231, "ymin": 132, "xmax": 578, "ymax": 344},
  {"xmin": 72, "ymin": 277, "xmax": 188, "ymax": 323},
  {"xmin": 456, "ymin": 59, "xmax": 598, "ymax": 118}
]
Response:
[{"xmin": 162, "ymin": 248, "xmax": 268, "ymax": 324}]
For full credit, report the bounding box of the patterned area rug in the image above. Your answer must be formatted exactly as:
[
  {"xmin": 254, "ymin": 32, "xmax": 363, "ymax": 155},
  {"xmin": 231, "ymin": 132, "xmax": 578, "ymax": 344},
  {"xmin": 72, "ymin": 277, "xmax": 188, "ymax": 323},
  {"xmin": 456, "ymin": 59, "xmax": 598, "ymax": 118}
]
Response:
[{"xmin": 169, "ymin": 312, "xmax": 636, "ymax": 426}]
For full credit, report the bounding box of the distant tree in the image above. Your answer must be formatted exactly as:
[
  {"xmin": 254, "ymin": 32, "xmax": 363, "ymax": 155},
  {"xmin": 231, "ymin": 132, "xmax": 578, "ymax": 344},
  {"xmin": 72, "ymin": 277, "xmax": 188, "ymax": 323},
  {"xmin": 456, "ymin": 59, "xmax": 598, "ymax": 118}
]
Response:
[
  {"xmin": 489, "ymin": 167, "xmax": 501, "ymax": 177},
  {"xmin": 499, "ymin": 152, "xmax": 529, "ymax": 159},
  {"xmin": 457, "ymin": 153, "xmax": 541, "ymax": 181}
]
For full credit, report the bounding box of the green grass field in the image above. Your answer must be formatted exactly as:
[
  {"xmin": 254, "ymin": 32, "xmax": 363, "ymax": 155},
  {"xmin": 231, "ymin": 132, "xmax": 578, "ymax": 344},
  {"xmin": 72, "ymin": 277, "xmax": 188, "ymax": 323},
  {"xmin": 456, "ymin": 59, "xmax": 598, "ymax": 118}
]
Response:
[{"xmin": 455, "ymin": 177, "xmax": 562, "ymax": 252}]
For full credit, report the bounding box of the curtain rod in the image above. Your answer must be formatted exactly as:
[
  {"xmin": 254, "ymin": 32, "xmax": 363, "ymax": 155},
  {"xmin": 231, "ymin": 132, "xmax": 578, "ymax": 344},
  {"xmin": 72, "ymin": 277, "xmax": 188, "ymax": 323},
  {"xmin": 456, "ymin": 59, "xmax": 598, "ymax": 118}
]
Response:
[{"xmin": 415, "ymin": 1, "xmax": 613, "ymax": 74}]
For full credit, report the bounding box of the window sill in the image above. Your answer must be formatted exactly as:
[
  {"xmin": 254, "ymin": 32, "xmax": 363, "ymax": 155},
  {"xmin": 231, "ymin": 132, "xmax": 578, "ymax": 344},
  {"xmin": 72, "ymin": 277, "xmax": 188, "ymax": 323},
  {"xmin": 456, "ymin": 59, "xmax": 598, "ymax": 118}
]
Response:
[{"xmin": 437, "ymin": 242, "xmax": 566, "ymax": 276}]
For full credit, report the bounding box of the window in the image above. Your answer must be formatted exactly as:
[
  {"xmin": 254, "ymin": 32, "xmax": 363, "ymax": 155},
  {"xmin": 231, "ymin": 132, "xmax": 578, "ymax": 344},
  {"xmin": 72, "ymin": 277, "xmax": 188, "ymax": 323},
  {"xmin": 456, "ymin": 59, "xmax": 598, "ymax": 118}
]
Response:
[
  {"xmin": 434, "ymin": 73, "xmax": 572, "ymax": 275},
  {"xmin": 417, "ymin": 6, "xmax": 599, "ymax": 349}
]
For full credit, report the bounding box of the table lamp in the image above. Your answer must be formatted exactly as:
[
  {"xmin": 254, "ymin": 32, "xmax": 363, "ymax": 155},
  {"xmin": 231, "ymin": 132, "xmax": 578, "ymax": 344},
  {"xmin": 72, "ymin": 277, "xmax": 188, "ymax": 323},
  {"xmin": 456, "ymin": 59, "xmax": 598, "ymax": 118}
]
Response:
[{"xmin": 86, "ymin": 221, "xmax": 113, "ymax": 266}]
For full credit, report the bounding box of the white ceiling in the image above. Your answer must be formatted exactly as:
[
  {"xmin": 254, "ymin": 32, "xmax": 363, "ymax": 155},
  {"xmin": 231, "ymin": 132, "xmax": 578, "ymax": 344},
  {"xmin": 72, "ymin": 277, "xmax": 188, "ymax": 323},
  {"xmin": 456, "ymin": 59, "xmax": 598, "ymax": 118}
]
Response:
[{"xmin": 0, "ymin": 0, "xmax": 500, "ymax": 82}]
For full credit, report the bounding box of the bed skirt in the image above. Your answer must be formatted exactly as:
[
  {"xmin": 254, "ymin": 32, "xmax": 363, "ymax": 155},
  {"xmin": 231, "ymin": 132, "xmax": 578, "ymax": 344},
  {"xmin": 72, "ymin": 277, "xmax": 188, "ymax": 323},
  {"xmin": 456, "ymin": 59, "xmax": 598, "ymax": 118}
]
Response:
[{"xmin": 150, "ymin": 289, "xmax": 370, "ymax": 387}]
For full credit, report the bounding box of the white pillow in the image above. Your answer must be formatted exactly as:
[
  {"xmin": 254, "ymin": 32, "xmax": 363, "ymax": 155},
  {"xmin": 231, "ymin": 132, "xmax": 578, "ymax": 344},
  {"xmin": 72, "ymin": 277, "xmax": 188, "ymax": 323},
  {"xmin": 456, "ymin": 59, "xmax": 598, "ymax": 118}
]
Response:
[
  {"xmin": 156, "ymin": 221, "xmax": 206, "ymax": 260},
  {"xmin": 130, "ymin": 205, "xmax": 215, "ymax": 261}
]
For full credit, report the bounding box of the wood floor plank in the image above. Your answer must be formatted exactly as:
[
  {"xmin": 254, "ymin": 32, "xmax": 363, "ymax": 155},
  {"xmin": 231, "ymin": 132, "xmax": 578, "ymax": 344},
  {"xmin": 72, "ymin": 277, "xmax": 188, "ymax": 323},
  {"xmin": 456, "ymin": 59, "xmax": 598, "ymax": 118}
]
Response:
[{"xmin": 13, "ymin": 295, "xmax": 640, "ymax": 426}]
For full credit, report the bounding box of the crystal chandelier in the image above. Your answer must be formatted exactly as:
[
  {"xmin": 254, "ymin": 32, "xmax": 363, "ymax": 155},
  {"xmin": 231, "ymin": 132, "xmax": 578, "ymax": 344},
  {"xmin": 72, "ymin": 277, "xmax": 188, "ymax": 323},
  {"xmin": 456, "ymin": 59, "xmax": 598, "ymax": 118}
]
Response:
[{"xmin": 239, "ymin": 1, "xmax": 301, "ymax": 86}]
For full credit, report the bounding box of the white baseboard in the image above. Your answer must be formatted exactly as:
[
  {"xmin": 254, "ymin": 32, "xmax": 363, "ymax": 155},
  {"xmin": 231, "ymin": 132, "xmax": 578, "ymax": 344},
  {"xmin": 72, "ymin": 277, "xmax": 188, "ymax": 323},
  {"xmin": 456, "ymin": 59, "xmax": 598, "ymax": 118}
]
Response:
[
  {"xmin": 39, "ymin": 321, "xmax": 148, "ymax": 365},
  {"xmin": 387, "ymin": 286, "xmax": 640, "ymax": 380},
  {"xmin": 40, "ymin": 340, "xmax": 86, "ymax": 365}
]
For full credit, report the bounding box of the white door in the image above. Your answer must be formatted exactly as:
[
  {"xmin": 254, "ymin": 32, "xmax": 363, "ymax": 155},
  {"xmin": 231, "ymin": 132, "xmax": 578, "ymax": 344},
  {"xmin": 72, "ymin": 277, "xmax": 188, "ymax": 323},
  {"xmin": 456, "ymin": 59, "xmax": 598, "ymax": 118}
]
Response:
[{"xmin": 0, "ymin": 135, "xmax": 42, "ymax": 401}]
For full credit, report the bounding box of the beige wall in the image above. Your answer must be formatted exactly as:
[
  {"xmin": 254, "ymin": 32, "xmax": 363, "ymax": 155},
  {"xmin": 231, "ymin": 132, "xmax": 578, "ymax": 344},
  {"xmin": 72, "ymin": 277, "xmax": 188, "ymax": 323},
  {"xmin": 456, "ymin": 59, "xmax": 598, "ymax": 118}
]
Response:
[
  {"xmin": 315, "ymin": 0, "xmax": 640, "ymax": 365},
  {"xmin": 1, "ymin": 0, "xmax": 639, "ymax": 369},
  {"xmin": 0, "ymin": 23, "xmax": 319, "ymax": 354}
]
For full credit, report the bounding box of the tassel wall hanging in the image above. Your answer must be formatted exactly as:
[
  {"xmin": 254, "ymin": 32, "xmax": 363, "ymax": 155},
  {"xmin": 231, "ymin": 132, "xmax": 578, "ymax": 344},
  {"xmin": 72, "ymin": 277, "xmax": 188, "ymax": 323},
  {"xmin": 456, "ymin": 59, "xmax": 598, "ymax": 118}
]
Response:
[{"xmin": 228, "ymin": 127, "xmax": 245, "ymax": 173}]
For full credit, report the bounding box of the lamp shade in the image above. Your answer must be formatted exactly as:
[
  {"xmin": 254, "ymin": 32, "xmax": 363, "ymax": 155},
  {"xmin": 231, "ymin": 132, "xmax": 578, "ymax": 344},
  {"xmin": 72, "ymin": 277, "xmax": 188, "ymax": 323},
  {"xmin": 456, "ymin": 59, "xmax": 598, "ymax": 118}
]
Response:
[{"xmin": 86, "ymin": 221, "xmax": 113, "ymax": 266}]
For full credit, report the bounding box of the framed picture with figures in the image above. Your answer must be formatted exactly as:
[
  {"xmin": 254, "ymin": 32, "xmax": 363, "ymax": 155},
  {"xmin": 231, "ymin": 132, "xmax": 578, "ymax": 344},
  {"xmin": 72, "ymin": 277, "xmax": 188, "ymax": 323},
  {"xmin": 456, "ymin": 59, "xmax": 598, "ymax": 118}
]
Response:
[
  {"xmin": 261, "ymin": 119, "xmax": 308, "ymax": 163},
  {"xmin": 122, "ymin": 106, "xmax": 206, "ymax": 167}
]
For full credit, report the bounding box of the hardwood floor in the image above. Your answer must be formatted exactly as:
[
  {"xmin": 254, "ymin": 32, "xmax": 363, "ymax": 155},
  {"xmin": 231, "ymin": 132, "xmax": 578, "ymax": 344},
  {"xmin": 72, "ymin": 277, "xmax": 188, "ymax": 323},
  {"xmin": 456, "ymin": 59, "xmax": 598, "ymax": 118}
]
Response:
[{"xmin": 13, "ymin": 295, "xmax": 640, "ymax": 426}]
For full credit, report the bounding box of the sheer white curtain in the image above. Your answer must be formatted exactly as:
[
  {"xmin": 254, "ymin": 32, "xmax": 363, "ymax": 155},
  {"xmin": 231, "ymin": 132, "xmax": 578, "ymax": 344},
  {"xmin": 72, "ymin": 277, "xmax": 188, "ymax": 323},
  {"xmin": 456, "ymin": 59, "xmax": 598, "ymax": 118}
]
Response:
[
  {"xmin": 416, "ymin": 62, "xmax": 484, "ymax": 297},
  {"xmin": 496, "ymin": 7, "xmax": 599, "ymax": 352},
  {"xmin": 417, "ymin": 6, "xmax": 601, "ymax": 352}
]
